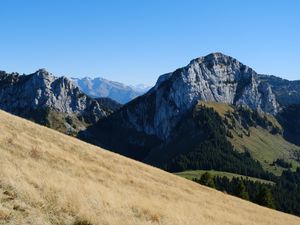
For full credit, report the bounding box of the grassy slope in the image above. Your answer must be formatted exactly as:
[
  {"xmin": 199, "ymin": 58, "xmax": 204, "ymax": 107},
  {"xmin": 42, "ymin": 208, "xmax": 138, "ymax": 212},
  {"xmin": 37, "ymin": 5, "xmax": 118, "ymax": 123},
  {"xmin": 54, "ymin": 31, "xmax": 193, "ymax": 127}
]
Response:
[
  {"xmin": 232, "ymin": 127, "xmax": 300, "ymax": 175},
  {"xmin": 0, "ymin": 110, "xmax": 299, "ymax": 225},
  {"xmin": 175, "ymin": 170, "xmax": 274, "ymax": 184},
  {"xmin": 200, "ymin": 101, "xmax": 300, "ymax": 175},
  {"xmin": 46, "ymin": 110, "xmax": 88, "ymax": 136}
]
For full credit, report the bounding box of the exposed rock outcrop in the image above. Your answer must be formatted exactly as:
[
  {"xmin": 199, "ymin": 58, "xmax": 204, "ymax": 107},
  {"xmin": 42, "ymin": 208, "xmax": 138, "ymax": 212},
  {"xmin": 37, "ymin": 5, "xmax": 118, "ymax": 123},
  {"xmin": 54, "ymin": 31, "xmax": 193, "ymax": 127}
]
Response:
[
  {"xmin": 0, "ymin": 69, "xmax": 120, "ymax": 134},
  {"xmin": 80, "ymin": 53, "xmax": 287, "ymax": 165},
  {"xmin": 117, "ymin": 53, "xmax": 280, "ymax": 140},
  {"xmin": 258, "ymin": 74, "xmax": 300, "ymax": 106}
]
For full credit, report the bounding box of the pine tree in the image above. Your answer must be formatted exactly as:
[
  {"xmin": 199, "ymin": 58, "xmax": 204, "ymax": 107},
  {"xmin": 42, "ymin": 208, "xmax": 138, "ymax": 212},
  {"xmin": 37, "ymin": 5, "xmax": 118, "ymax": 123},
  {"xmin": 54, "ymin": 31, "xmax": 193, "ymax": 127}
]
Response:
[
  {"xmin": 199, "ymin": 172, "xmax": 215, "ymax": 188},
  {"xmin": 255, "ymin": 186, "xmax": 275, "ymax": 208},
  {"xmin": 235, "ymin": 180, "xmax": 249, "ymax": 200}
]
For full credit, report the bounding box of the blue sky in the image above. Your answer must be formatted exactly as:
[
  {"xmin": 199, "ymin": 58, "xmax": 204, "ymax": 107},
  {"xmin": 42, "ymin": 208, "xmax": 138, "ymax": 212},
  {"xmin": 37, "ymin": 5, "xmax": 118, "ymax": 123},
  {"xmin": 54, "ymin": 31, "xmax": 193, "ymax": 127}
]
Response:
[{"xmin": 0, "ymin": 0, "xmax": 299, "ymax": 85}]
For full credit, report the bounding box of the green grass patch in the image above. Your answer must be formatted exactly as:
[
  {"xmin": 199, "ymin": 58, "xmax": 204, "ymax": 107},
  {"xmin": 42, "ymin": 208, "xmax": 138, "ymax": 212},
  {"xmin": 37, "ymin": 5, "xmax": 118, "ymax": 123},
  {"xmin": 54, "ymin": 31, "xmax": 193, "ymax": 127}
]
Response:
[
  {"xmin": 231, "ymin": 127, "xmax": 300, "ymax": 176},
  {"xmin": 175, "ymin": 170, "xmax": 275, "ymax": 184}
]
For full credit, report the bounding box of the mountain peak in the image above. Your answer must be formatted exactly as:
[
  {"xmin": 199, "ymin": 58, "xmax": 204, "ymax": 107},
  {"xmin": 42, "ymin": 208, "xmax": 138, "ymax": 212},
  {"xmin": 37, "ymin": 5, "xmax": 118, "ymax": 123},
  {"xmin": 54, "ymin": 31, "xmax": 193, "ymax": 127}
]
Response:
[
  {"xmin": 205, "ymin": 52, "xmax": 230, "ymax": 58},
  {"xmin": 71, "ymin": 77, "xmax": 150, "ymax": 103},
  {"xmin": 0, "ymin": 70, "xmax": 116, "ymax": 133},
  {"xmin": 113, "ymin": 53, "xmax": 280, "ymax": 140},
  {"xmin": 190, "ymin": 52, "xmax": 239, "ymax": 66},
  {"xmin": 33, "ymin": 68, "xmax": 52, "ymax": 78},
  {"xmin": 36, "ymin": 68, "xmax": 49, "ymax": 73}
]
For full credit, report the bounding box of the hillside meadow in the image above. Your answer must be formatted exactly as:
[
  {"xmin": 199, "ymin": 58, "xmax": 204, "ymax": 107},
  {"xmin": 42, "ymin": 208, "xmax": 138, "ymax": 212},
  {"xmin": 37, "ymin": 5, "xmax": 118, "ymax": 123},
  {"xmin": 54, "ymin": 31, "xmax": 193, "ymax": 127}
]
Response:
[
  {"xmin": 200, "ymin": 101, "xmax": 300, "ymax": 175},
  {"xmin": 0, "ymin": 110, "xmax": 299, "ymax": 225}
]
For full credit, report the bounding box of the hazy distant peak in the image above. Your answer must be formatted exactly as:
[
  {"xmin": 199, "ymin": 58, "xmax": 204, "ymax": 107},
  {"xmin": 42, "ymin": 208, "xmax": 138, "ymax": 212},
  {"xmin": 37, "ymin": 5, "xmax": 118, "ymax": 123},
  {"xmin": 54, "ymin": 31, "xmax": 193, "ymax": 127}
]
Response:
[{"xmin": 71, "ymin": 76, "xmax": 151, "ymax": 104}]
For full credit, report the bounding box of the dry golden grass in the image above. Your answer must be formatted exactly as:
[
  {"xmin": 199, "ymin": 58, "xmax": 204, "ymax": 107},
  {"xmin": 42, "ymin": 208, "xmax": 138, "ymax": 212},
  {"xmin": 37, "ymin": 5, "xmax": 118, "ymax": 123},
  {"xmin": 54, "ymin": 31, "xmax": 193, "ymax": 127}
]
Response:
[
  {"xmin": 198, "ymin": 101, "xmax": 234, "ymax": 117},
  {"xmin": 0, "ymin": 110, "xmax": 299, "ymax": 225}
]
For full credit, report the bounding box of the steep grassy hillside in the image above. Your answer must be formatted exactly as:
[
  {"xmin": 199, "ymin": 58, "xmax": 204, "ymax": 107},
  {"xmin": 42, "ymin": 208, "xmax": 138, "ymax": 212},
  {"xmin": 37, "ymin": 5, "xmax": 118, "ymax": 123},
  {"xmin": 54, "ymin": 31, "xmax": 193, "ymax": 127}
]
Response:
[
  {"xmin": 0, "ymin": 111, "xmax": 299, "ymax": 225},
  {"xmin": 27, "ymin": 109, "xmax": 89, "ymax": 136},
  {"xmin": 200, "ymin": 101, "xmax": 300, "ymax": 175},
  {"xmin": 232, "ymin": 127, "xmax": 300, "ymax": 175}
]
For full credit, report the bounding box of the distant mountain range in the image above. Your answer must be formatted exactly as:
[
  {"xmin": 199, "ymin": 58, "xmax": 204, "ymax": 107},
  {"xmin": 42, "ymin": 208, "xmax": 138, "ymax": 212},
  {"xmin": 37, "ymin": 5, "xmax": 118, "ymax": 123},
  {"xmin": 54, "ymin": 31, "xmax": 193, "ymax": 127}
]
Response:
[{"xmin": 70, "ymin": 77, "xmax": 151, "ymax": 104}]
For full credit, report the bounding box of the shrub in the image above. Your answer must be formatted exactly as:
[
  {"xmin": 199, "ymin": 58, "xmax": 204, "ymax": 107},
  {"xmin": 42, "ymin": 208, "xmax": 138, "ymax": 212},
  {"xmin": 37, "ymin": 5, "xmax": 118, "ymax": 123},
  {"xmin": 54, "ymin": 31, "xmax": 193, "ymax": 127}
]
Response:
[{"xmin": 73, "ymin": 218, "xmax": 93, "ymax": 225}]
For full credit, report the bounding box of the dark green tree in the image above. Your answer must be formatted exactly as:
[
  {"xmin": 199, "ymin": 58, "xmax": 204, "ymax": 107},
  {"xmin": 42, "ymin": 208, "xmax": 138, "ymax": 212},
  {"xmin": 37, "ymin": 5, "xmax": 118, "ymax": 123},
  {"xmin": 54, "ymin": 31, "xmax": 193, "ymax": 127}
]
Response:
[
  {"xmin": 255, "ymin": 186, "xmax": 275, "ymax": 208},
  {"xmin": 234, "ymin": 180, "xmax": 249, "ymax": 200},
  {"xmin": 199, "ymin": 172, "xmax": 215, "ymax": 188}
]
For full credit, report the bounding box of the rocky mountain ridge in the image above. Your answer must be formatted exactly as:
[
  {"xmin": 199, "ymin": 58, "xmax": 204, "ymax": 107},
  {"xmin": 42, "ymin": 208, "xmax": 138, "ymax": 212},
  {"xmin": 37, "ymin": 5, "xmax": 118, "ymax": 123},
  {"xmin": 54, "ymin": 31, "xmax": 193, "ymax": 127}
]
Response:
[
  {"xmin": 1, "ymin": 52, "xmax": 299, "ymax": 162},
  {"xmin": 0, "ymin": 69, "xmax": 120, "ymax": 134},
  {"xmin": 106, "ymin": 53, "xmax": 280, "ymax": 141},
  {"xmin": 257, "ymin": 74, "xmax": 300, "ymax": 106},
  {"xmin": 80, "ymin": 52, "xmax": 300, "ymax": 170}
]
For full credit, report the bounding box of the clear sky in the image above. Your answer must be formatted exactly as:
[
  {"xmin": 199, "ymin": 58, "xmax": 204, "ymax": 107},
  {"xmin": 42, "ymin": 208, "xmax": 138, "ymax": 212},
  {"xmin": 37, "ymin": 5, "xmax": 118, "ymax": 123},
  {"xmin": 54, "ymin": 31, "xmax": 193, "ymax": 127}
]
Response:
[{"xmin": 0, "ymin": 0, "xmax": 299, "ymax": 85}]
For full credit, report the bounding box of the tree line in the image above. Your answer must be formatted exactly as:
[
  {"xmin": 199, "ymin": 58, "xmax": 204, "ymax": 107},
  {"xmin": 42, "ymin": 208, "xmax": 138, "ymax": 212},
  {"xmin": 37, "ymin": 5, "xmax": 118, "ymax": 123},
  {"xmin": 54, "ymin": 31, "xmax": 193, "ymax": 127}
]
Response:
[
  {"xmin": 194, "ymin": 168, "xmax": 300, "ymax": 216},
  {"xmin": 164, "ymin": 106, "xmax": 275, "ymax": 181}
]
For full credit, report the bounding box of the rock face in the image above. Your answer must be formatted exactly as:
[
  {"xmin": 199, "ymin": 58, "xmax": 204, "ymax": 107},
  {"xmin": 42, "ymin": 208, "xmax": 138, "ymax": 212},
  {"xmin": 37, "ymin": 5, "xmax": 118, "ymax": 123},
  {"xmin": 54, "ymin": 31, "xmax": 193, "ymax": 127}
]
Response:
[
  {"xmin": 0, "ymin": 69, "xmax": 120, "ymax": 134},
  {"xmin": 258, "ymin": 74, "xmax": 300, "ymax": 106},
  {"xmin": 106, "ymin": 53, "xmax": 280, "ymax": 140},
  {"xmin": 71, "ymin": 77, "xmax": 150, "ymax": 104},
  {"xmin": 81, "ymin": 53, "xmax": 290, "ymax": 164}
]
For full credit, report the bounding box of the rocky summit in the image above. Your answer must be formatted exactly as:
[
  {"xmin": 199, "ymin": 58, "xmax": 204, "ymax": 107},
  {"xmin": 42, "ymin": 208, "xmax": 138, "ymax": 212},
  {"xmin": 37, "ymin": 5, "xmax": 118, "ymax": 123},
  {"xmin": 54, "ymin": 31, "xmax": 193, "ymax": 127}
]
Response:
[
  {"xmin": 103, "ymin": 53, "xmax": 280, "ymax": 140},
  {"xmin": 151, "ymin": 52, "xmax": 279, "ymax": 114},
  {"xmin": 0, "ymin": 69, "xmax": 120, "ymax": 134},
  {"xmin": 80, "ymin": 53, "xmax": 300, "ymax": 169}
]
